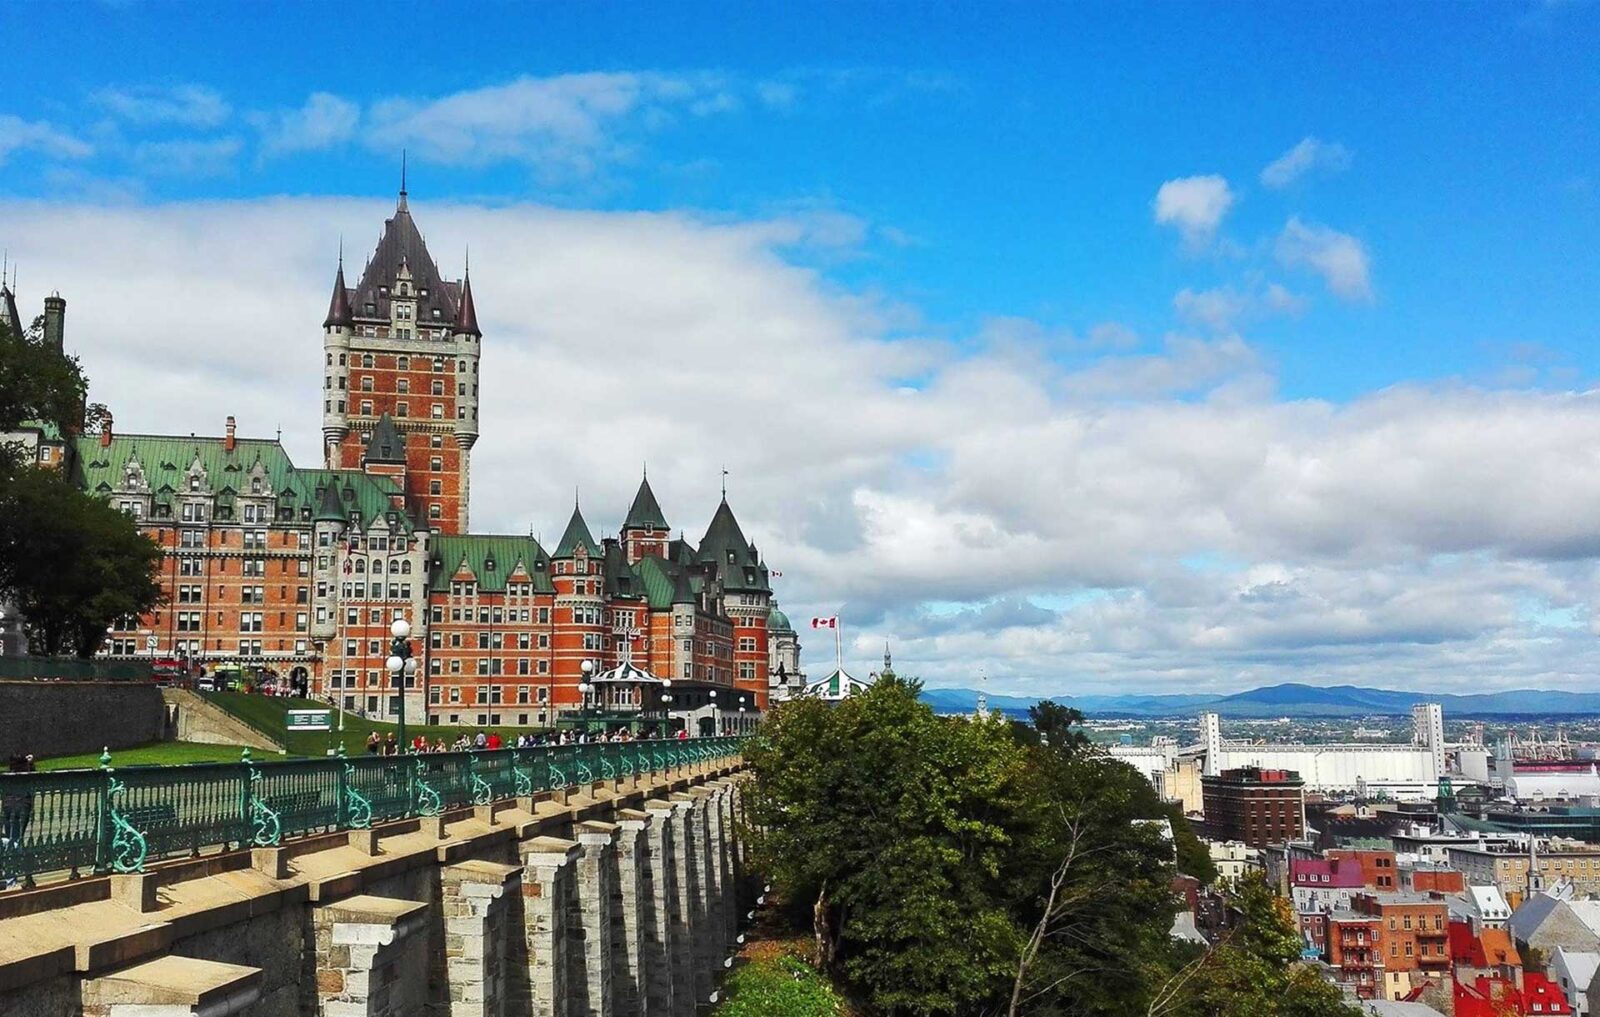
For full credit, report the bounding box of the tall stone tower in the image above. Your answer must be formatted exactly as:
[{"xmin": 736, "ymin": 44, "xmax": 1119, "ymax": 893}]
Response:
[{"xmin": 321, "ymin": 180, "xmax": 481, "ymax": 534}]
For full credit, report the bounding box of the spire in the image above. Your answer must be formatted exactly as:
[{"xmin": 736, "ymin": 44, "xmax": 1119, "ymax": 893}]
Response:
[
  {"xmin": 554, "ymin": 503, "xmax": 596, "ymax": 558},
  {"xmin": 362, "ymin": 413, "xmax": 407, "ymax": 464},
  {"xmin": 397, "ymin": 150, "xmax": 408, "ymax": 213},
  {"xmin": 623, "ymin": 473, "xmax": 669, "ymax": 531},
  {"xmin": 454, "ymin": 260, "xmax": 481, "ymax": 337},
  {"xmin": 323, "ymin": 255, "xmax": 353, "ymax": 328}
]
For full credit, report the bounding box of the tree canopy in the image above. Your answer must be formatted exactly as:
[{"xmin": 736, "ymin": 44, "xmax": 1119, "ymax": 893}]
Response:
[
  {"xmin": 0, "ymin": 314, "xmax": 160, "ymax": 656},
  {"xmin": 743, "ymin": 681, "xmax": 1356, "ymax": 1017}
]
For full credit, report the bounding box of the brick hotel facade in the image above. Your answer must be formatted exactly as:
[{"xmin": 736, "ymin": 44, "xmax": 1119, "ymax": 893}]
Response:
[{"xmin": 9, "ymin": 186, "xmax": 802, "ymax": 729}]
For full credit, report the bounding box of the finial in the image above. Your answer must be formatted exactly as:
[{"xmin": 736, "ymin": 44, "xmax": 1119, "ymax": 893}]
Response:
[
  {"xmin": 338, "ymin": 235, "xmax": 344, "ymax": 269},
  {"xmin": 721, "ymin": 466, "xmax": 729, "ymax": 499},
  {"xmin": 398, "ymin": 151, "xmax": 409, "ymax": 212},
  {"xmin": 464, "ymin": 245, "xmax": 470, "ymax": 277},
  {"xmin": 642, "ymin": 460, "xmax": 647, "ymax": 480}
]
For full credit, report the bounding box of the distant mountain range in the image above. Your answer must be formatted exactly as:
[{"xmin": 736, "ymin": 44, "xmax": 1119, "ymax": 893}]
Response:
[{"xmin": 918, "ymin": 682, "xmax": 1600, "ymax": 718}]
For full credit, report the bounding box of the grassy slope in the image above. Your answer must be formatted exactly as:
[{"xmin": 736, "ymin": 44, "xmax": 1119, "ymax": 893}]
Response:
[
  {"xmin": 203, "ymin": 691, "xmax": 543, "ymax": 757},
  {"xmin": 38, "ymin": 741, "xmax": 258, "ymax": 771}
]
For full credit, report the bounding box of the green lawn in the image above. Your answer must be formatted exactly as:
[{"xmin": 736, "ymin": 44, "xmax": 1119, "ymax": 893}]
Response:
[
  {"xmin": 714, "ymin": 943, "xmax": 848, "ymax": 1017},
  {"xmin": 203, "ymin": 691, "xmax": 547, "ymax": 757},
  {"xmin": 37, "ymin": 741, "xmax": 261, "ymax": 771}
]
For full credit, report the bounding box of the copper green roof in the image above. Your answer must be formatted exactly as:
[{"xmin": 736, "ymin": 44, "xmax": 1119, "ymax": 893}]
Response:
[
  {"xmin": 429, "ymin": 534, "xmax": 552, "ymax": 594},
  {"xmin": 73, "ymin": 432, "xmax": 418, "ymax": 532},
  {"xmin": 553, "ymin": 504, "xmax": 596, "ymax": 558},
  {"xmin": 633, "ymin": 555, "xmax": 701, "ymax": 609},
  {"xmin": 623, "ymin": 475, "xmax": 669, "ymax": 530},
  {"xmin": 768, "ymin": 606, "xmax": 793, "ymax": 633}
]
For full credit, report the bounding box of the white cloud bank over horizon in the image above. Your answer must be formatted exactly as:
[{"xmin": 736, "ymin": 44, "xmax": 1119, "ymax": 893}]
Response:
[{"xmin": 2, "ymin": 194, "xmax": 1598, "ymax": 698}]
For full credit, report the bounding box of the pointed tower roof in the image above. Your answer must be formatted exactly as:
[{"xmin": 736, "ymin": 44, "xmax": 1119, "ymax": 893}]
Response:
[
  {"xmin": 454, "ymin": 263, "xmax": 481, "ymax": 337},
  {"xmin": 323, "ymin": 259, "xmax": 354, "ymax": 328},
  {"xmin": 363, "ymin": 414, "xmax": 407, "ymax": 464},
  {"xmin": 671, "ymin": 566, "xmax": 696, "ymax": 605},
  {"xmin": 554, "ymin": 503, "xmax": 596, "ymax": 558},
  {"xmin": 314, "ymin": 482, "xmax": 348, "ymax": 524},
  {"xmin": 351, "ymin": 189, "xmax": 459, "ymax": 325},
  {"xmin": 1, "ymin": 268, "xmax": 22, "ymax": 338},
  {"xmin": 698, "ymin": 498, "xmax": 750, "ymax": 562},
  {"xmin": 698, "ymin": 497, "xmax": 770, "ymax": 592},
  {"xmin": 623, "ymin": 474, "xmax": 669, "ymax": 531}
]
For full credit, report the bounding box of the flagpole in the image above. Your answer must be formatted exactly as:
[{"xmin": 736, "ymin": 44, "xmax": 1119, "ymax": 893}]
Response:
[{"xmin": 836, "ymin": 618, "xmax": 843, "ymax": 675}]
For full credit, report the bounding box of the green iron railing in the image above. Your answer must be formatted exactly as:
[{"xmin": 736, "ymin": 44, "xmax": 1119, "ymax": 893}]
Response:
[{"xmin": 0, "ymin": 736, "xmax": 743, "ymax": 888}]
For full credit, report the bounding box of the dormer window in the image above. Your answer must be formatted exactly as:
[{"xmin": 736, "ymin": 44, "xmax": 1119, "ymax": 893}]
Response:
[
  {"xmin": 379, "ymin": 286, "xmax": 388, "ymax": 296},
  {"xmin": 190, "ymin": 476, "xmax": 200, "ymax": 492},
  {"xmin": 431, "ymin": 308, "xmax": 441, "ymax": 319},
  {"xmin": 398, "ymin": 283, "xmax": 408, "ymax": 296}
]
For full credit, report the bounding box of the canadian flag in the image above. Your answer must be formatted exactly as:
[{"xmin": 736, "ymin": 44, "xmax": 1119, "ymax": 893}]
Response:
[
  {"xmin": 771, "ymin": 569, "xmax": 784, "ymax": 578},
  {"xmin": 811, "ymin": 616, "xmax": 837, "ymax": 629}
]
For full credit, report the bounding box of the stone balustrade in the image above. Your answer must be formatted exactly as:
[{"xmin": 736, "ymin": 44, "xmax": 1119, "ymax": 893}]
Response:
[{"xmin": 0, "ymin": 757, "xmax": 753, "ymax": 1017}]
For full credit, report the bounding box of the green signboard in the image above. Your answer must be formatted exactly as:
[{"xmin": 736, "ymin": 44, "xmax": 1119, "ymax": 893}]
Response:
[{"xmin": 286, "ymin": 709, "xmax": 332, "ymax": 732}]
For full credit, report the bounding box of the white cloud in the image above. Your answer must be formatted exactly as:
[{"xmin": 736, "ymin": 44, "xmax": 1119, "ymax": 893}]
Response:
[
  {"xmin": 3, "ymin": 195, "xmax": 1596, "ymax": 696},
  {"xmin": 1260, "ymin": 137, "xmax": 1351, "ymax": 189},
  {"xmin": 1275, "ymin": 216, "xmax": 1373, "ymax": 300},
  {"xmin": 1153, "ymin": 174, "xmax": 1235, "ymax": 246},
  {"xmin": 93, "ymin": 85, "xmax": 231, "ymax": 128},
  {"xmin": 0, "ymin": 114, "xmax": 92, "ymax": 165},
  {"xmin": 364, "ymin": 72, "xmax": 736, "ymax": 176},
  {"xmin": 252, "ymin": 93, "xmax": 360, "ymax": 157},
  {"xmin": 1174, "ymin": 281, "xmax": 1307, "ymax": 331}
]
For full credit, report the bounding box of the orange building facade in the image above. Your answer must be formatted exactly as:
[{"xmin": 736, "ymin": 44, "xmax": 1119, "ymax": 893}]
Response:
[{"xmin": 74, "ymin": 187, "xmax": 782, "ymax": 732}]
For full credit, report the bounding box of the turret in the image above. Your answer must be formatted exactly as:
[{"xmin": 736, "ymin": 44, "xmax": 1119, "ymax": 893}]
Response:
[
  {"xmin": 452, "ymin": 261, "xmax": 481, "ymax": 452},
  {"xmin": 42, "ymin": 293, "xmax": 65, "ymax": 350},
  {"xmin": 322, "ymin": 257, "xmax": 353, "ymax": 464},
  {"xmin": 621, "ymin": 472, "xmax": 669, "ymax": 563}
]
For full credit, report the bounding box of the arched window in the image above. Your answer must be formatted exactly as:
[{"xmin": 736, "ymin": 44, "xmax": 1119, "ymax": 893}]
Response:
[{"xmin": 362, "ymin": 353, "xmax": 374, "ymax": 368}]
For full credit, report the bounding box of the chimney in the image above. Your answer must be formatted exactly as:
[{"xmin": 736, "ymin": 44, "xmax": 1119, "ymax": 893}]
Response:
[
  {"xmin": 225, "ymin": 416, "xmax": 237, "ymax": 452},
  {"xmin": 43, "ymin": 293, "xmax": 65, "ymax": 351},
  {"xmin": 100, "ymin": 413, "xmax": 113, "ymax": 448}
]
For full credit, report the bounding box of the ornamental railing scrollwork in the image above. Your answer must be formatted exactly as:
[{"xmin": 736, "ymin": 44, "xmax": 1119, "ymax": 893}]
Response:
[{"xmin": 242, "ymin": 748, "xmax": 282, "ymax": 847}]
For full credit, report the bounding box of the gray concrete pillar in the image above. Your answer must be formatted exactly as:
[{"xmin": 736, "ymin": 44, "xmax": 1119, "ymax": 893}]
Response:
[
  {"xmin": 312, "ymin": 895, "xmax": 430, "ymax": 1017},
  {"xmin": 665, "ymin": 796, "xmax": 699, "ymax": 1017},
  {"xmin": 680, "ymin": 790, "xmax": 718, "ymax": 1010},
  {"xmin": 612, "ymin": 809, "xmax": 650, "ymax": 1017},
  {"xmin": 82, "ymin": 956, "xmax": 263, "ymax": 1017},
  {"xmin": 642, "ymin": 799, "xmax": 680, "ymax": 1017},
  {"xmin": 520, "ymin": 836, "xmax": 579, "ymax": 1017},
  {"xmin": 572, "ymin": 821, "xmax": 617, "ymax": 1017},
  {"xmin": 441, "ymin": 859, "xmax": 523, "ymax": 1017},
  {"xmin": 691, "ymin": 786, "xmax": 729, "ymax": 955}
]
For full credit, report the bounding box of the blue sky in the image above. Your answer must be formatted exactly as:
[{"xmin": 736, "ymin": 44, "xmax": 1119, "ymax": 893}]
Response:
[
  {"xmin": 6, "ymin": 3, "xmax": 1597, "ymax": 398},
  {"xmin": 4, "ymin": 2, "xmax": 1600, "ymax": 694}
]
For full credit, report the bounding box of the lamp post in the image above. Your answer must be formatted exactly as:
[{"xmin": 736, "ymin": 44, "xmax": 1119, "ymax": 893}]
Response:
[
  {"xmin": 709, "ymin": 688, "xmax": 718, "ymax": 738},
  {"xmin": 385, "ymin": 618, "xmax": 417, "ymax": 751},
  {"xmin": 578, "ymin": 659, "xmax": 595, "ymax": 734}
]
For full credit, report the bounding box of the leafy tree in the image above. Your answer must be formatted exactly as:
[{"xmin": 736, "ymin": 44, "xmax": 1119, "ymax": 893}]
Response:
[
  {"xmin": 745, "ymin": 676, "xmax": 1185, "ymax": 1017},
  {"xmin": 1025, "ymin": 700, "xmax": 1091, "ymax": 750},
  {"xmin": 1154, "ymin": 874, "xmax": 1358, "ymax": 1017},
  {"xmin": 0, "ymin": 314, "xmax": 102, "ymax": 473},
  {"xmin": 0, "ymin": 312, "xmax": 159, "ymax": 657},
  {"xmin": 0, "ymin": 464, "xmax": 163, "ymax": 656}
]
